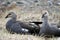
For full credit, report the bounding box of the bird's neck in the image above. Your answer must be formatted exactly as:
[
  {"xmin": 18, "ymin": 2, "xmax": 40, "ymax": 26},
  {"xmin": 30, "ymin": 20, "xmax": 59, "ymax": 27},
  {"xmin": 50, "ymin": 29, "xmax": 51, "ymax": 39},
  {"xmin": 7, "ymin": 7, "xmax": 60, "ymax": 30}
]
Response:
[
  {"xmin": 42, "ymin": 17, "xmax": 48, "ymax": 25},
  {"xmin": 10, "ymin": 17, "xmax": 16, "ymax": 23}
]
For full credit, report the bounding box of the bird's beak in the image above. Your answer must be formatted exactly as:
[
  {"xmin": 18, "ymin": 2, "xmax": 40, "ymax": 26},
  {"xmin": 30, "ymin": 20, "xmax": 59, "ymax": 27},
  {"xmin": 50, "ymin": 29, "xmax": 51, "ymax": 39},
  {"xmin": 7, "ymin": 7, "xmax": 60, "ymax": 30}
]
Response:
[
  {"xmin": 5, "ymin": 14, "xmax": 11, "ymax": 18},
  {"xmin": 42, "ymin": 14, "xmax": 44, "ymax": 18},
  {"xmin": 5, "ymin": 15, "xmax": 9, "ymax": 18}
]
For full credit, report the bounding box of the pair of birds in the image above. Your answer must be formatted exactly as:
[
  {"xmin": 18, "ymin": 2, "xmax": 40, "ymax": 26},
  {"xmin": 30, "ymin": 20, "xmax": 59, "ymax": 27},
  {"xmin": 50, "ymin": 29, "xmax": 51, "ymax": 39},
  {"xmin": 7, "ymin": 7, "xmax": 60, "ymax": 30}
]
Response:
[{"xmin": 5, "ymin": 11, "xmax": 60, "ymax": 37}]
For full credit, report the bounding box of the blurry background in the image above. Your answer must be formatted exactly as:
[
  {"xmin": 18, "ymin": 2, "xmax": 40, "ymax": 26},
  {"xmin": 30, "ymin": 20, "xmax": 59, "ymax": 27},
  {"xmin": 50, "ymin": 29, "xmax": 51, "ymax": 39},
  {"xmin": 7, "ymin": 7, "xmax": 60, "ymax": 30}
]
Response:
[{"xmin": 0, "ymin": 0, "xmax": 60, "ymax": 40}]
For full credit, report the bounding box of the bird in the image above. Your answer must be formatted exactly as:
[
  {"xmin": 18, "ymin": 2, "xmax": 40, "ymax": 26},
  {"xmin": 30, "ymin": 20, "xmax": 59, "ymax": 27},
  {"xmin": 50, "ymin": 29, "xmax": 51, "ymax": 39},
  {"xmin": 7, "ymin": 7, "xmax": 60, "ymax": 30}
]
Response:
[
  {"xmin": 5, "ymin": 12, "xmax": 40, "ymax": 35},
  {"xmin": 5, "ymin": 12, "xmax": 30, "ymax": 34},
  {"xmin": 39, "ymin": 11, "xmax": 60, "ymax": 37}
]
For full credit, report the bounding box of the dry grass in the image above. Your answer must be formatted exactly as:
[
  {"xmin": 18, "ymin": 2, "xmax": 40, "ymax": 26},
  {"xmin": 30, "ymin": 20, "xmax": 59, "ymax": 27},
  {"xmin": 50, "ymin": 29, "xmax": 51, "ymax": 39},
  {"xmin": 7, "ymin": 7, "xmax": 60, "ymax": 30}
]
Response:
[{"xmin": 0, "ymin": 3, "xmax": 60, "ymax": 40}]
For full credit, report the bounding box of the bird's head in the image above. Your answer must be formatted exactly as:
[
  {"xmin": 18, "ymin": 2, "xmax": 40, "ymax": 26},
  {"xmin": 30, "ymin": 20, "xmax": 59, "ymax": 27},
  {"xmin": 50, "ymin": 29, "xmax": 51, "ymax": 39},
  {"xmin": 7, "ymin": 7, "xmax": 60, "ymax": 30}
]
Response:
[
  {"xmin": 5, "ymin": 12, "xmax": 17, "ymax": 19},
  {"xmin": 41, "ymin": 11, "xmax": 49, "ymax": 22},
  {"xmin": 42, "ymin": 11, "xmax": 49, "ymax": 18}
]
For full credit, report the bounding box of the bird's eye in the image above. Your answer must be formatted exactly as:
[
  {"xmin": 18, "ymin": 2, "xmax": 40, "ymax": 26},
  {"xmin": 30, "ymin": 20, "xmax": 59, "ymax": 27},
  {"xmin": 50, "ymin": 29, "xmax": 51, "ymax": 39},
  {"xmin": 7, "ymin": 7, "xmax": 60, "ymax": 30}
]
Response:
[
  {"xmin": 8, "ymin": 13, "xmax": 11, "ymax": 15},
  {"xmin": 44, "ymin": 12, "xmax": 47, "ymax": 15}
]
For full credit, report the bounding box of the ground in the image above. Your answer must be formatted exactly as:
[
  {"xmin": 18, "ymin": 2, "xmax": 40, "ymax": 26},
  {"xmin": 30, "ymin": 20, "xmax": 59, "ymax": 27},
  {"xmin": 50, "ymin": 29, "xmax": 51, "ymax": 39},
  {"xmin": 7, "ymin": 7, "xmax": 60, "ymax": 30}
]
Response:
[{"xmin": 0, "ymin": 0, "xmax": 60, "ymax": 40}]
